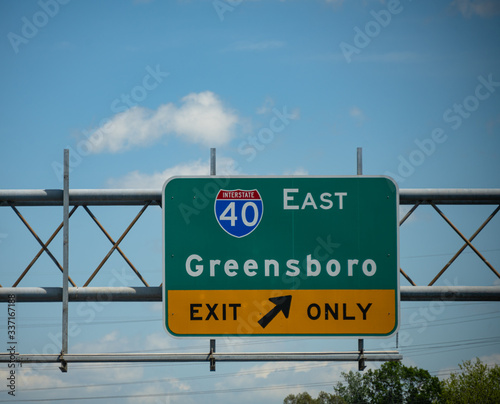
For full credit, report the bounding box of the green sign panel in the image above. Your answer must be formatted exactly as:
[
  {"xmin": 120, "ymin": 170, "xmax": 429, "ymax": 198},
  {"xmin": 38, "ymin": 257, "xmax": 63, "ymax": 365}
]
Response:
[{"xmin": 163, "ymin": 176, "xmax": 399, "ymax": 337}]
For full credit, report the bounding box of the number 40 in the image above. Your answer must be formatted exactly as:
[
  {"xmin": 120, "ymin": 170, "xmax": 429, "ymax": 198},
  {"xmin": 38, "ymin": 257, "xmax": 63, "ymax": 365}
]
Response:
[{"xmin": 219, "ymin": 202, "xmax": 259, "ymax": 227}]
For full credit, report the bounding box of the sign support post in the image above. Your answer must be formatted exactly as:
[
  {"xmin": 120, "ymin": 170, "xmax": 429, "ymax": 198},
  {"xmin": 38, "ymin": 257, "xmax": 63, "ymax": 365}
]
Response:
[
  {"xmin": 60, "ymin": 149, "xmax": 69, "ymax": 373},
  {"xmin": 357, "ymin": 147, "xmax": 367, "ymax": 371}
]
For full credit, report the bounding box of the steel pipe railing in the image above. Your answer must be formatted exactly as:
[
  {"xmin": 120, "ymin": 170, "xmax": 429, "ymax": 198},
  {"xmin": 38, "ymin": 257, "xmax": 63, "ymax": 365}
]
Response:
[
  {"xmin": 1, "ymin": 286, "xmax": 500, "ymax": 302},
  {"xmin": 0, "ymin": 351, "xmax": 403, "ymax": 365},
  {"xmin": 1, "ymin": 188, "xmax": 500, "ymax": 206}
]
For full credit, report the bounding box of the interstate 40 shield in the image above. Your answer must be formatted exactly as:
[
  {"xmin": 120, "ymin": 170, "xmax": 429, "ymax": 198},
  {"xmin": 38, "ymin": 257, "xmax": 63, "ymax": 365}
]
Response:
[
  {"xmin": 162, "ymin": 176, "xmax": 399, "ymax": 338},
  {"xmin": 214, "ymin": 189, "xmax": 263, "ymax": 238}
]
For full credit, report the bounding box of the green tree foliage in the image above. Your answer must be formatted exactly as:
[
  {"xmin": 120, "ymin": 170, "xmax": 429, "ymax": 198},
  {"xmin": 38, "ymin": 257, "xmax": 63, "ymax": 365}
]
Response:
[
  {"xmin": 283, "ymin": 391, "xmax": 346, "ymax": 404},
  {"xmin": 284, "ymin": 359, "xmax": 500, "ymax": 404},
  {"xmin": 368, "ymin": 361, "xmax": 441, "ymax": 404},
  {"xmin": 333, "ymin": 370, "xmax": 370, "ymax": 404},
  {"xmin": 441, "ymin": 358, "xmax": 500, "ymax": 404},
  {"xmin": 334, "ymin": 361, "xmax": 441, "ymax": 404}
]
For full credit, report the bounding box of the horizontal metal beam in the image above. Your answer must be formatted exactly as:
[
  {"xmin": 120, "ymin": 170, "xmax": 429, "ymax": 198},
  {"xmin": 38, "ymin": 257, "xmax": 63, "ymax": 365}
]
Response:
[
  {"xmin": 1, "ymin": 188, "xmax": 500, "ymax": 206},
  {"xmin": 0, "ymin": 351, "xmax": 402, "ymax": 364},
  {"xmin": 0, "ymin": 286, "xmax": 161, "ymax": 302},
  {"xmin": 399, "ymin": 188, "xmax": 500, "ymax": 205},
  {"xmin": 0, "ymin": 189, "xmax": 161, "ymax": 206},
  {"xmin": 400, "ymin": 286, "xmax": 500, "ymax": 301},
  {"xmin": 1, "ymin": 286, "xmax": 500, "ymax": 302}
]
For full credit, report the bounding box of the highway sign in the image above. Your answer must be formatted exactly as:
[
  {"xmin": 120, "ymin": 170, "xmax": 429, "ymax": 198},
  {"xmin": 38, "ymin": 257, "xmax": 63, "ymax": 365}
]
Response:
[{"xmin": 162, "ymin": 176, "xmax": 399, "ymax": 337}]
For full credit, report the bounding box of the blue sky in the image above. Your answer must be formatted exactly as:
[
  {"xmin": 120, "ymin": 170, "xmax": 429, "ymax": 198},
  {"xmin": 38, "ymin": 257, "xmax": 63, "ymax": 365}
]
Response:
[{"xmin": 1, "ymin": 0, "xmax": 500, "ymax": 402}]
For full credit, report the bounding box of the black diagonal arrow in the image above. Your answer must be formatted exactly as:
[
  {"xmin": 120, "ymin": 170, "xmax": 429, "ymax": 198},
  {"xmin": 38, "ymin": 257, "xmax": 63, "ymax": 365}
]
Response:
[{"xmin": 258, "ymin": 295, "xmax": 292, "ymax": 329}]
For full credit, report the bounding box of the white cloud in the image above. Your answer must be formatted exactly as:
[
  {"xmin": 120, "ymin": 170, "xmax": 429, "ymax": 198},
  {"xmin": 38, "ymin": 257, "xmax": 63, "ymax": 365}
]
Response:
[
  {"xmin": 72, "ymin": 330, "xmax": 132, "ymax": 354},
  {"xmin": 4, "ymin": 355, "xmax": 145, "ymax": 401},
  {"xmin": 87, "ymin": 91, "xmax": 238, "ymax": 153},
  {"xmin": 4, "ymin": 367, "xmax": 67, "ymax": 392},
  {"xmin": 144, "ymin": 332, "xmax": 177, "ymax": 351},
  {"xmin": 213, "ymin": 361, "xmax": 356, "ymax": 404},
  {"xmin": 478, "ymin": 352, "xmax": 500, "ymax": 366},
  {"xmin": 242, "ymin": 362, "xmax": 325, "ymax": 380},
  {"xmin": 71, "ymin": 330, "xmax": 182, "ymax": 360},
  {"xmin": 452, "ymin": 0, "xmax": 500, "ymax": 18},
  {"xmin": 107, "ymin": 157, "xmax": 241, "ymax": 189},
  {"xmin": 128, "ymin": 381, "xmax": 195, "ymax": 404}
]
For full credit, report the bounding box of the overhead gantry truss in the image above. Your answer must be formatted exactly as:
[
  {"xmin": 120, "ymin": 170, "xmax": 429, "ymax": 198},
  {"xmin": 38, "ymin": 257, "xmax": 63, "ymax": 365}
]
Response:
[
  {"xmin": 1, "ymin": 187, "xmax": 499, "ymax": 295},
  {"xmin": 1, "ymin": 168, "xmax": 499, "ymax": 370}
]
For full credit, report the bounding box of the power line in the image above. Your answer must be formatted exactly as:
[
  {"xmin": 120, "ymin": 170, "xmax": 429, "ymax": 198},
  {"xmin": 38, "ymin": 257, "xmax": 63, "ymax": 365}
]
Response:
[
  {"xmin": 6, "ymin": 362, "xmax": 333, "ymax": 393},
  {"xmin": 4, "ymin": 338, "xmax": 498, "ymax": 402},
  {"xmin": 4, "ymin": 357, "xmax": 499, "ymax": 403},
  {"xmin": 398, "ymin": 311, "xmax": 500, "ymax": 331},
  {"xmin": 0, "ymin": 380, "xmax": 336, "ymax": 402}
]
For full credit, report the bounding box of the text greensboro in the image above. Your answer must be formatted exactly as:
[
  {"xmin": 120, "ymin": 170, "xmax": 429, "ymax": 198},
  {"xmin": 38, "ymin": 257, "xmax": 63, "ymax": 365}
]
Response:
[{"xmin": 185, "ymin": 254, "xmax": 377, "ymax": 279}]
